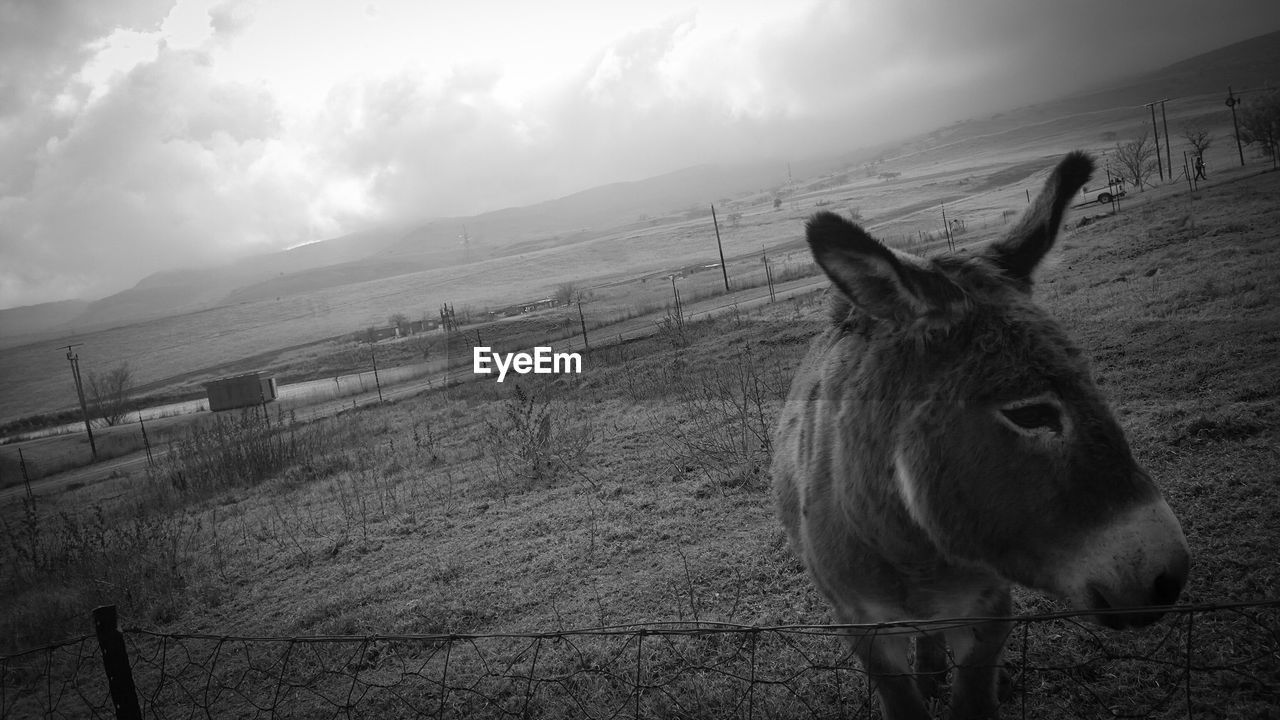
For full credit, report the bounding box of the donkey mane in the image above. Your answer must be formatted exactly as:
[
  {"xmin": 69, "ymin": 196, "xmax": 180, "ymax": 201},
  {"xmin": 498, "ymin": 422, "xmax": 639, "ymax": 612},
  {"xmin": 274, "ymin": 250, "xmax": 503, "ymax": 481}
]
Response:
[{"xmin": 823, "ymin": 251, "xmax": 1061, "ymax": 360}]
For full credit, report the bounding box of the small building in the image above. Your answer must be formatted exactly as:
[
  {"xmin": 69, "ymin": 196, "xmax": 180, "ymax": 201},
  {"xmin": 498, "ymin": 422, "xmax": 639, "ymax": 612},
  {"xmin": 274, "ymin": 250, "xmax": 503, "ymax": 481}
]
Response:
[
  {"xmin": 518, "ymin": 298, "xmax": 557, "ymax": 313},
  {"xmin": 204, "ymin": 372, "xmax": 278, "ymax": 412}
]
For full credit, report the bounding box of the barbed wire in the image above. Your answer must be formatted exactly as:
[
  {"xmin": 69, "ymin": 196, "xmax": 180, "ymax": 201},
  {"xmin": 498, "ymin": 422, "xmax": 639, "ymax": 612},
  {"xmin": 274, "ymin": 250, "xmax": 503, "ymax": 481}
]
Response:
[{"xmin": 3, "ymin": 600, "xmax": 1278, "ymax": 719}]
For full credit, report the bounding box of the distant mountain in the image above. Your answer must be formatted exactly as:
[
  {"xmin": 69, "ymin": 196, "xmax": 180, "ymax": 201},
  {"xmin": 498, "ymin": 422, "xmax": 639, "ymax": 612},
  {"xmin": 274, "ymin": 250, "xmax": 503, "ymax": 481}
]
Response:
[
  {"xmin": 1137, "ymin": 28, "xmax": 1280, "ymax": 97},
  {"xmin": 0, "ymin": 299, "xmax": 90, "ymax": 345},
  {"xmin": 378, "ymin": 161, "xmax": 796, "ymax": 258},
  {"xmin": 960, "ymin": 29, "xmax": 1280, "ymax": 132},
  {"xmin": 19, "ymin": 29, "xmax": 1279, "ymax": 338},
  {"xmin": 211, "ymin": 161, "xmax": 802, "ymax": 306},
  {"xmin": 57, "ymin": 226, "xmax": 409, "ymax": 334}
]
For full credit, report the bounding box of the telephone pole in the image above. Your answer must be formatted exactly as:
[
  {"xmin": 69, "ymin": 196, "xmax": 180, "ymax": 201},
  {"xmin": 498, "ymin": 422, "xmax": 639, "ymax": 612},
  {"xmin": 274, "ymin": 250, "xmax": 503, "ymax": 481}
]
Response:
[
  {"xmin": 1159, "ymin": 100, "xmax": 1172, "ymax": 183},
  {"xmin": 368, "ymin": 339, "xmax": 383, "ymax": 404},
  {"xmin": 1146, "ymin": 101, "xmax": 1165, "ymax": 181},
  {"xmin": 669, "ymin": 275, "xmax": 684, "ymax": 330},
  {"xmin": 61, "ymin": 344, "xmax": 97, "ymax": 460},
  {"xmin": 1226, "ymin": 86, "xmax": 1245, "ymax": 167},
  {"xmin": 711, "ymin": 203, "xmax": 729, "ymax": 292},
  {"xmin": 576, "ymin": 294, "xmax": 589, "ymax": 350}
]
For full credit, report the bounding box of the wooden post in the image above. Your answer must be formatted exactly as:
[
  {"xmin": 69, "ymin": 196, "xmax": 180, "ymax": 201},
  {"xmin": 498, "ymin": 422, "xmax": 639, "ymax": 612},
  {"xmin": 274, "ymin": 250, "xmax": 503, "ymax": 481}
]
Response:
[
  {"xmin": 369, "ymin": 341, "xmax": 383, "ymax": 404},
  {"xmin": 62, "ymin": 345, "xmax": 97, "ymax": 460},
  {"xmin": 763, "ymin": 251, "xmax": 776, "ymax": 303},
  {"xmin": 18, "ymin": 447, "xmax": 33, "ymax": 500},
  {"xmin": 669, "ymin": 275, "xmax": 684, "ymax": 330},
  {"xmin": 941, "ymin": 204, "xmax": 954, "ymax": 252},
  {"xmin": 1226, "ymin": 86, "xmax": 1245, "ymax": 167},
  {"xmin": 1148, "ymin": 102, "xmax": 1164, "ymax": 181},
  {"xmin": 576, "ymin": 295, "xmax": 589, "ymax": 350},
  {"xmin": 1160, "ymin": 100, "xmax": 1172, "ymax": 183},
  {"xmin": 93, "ymin": 606, "xmax": 141, "ymax": 720},
  {"xmin": 711, "ymin": 204, "xmax": 729, "ymax": 292},
  {"xmin": 138, "ymin": 413, "xmax": 154, "ymax": 468},
  {"xmin": 259, "ymin": 386, "xmax": 271, "ymax": 429}
]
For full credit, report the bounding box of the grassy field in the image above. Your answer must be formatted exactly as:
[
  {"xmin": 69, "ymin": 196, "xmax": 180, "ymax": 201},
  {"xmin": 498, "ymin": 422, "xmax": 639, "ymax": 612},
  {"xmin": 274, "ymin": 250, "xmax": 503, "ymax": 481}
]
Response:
[
  {"xmin": 0, "ymin": 85, "xmax": 1246, "ymax": 429},
  {"xmin": 1, "ymin": 162, "xmax": 1277, "ymax": 717}
]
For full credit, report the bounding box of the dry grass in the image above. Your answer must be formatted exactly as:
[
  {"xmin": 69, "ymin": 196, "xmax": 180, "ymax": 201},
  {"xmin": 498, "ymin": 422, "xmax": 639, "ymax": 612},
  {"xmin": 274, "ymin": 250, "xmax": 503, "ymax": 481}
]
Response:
[{"xmin": 2, "ymin": 169, "xmax": 1278, "ymax": 718}]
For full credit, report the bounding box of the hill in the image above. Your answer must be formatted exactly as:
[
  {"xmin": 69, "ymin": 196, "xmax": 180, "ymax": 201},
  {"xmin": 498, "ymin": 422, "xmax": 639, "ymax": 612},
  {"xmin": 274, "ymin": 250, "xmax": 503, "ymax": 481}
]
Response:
[
  {"xmin": 2, "ymin": 28, "xmax": 1277, "ymax": 422},
  {"xmin": 0, "ymin": 300, "xmax": 90, "ymax": 344},
  {"xmin": 33, "ymin": 29, "xmax": 1279, "ymax": 338}
]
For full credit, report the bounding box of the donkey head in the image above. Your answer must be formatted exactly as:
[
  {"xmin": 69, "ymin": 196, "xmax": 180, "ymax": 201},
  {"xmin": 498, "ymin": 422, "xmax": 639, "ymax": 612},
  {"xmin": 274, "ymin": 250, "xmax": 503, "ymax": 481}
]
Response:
[{"xmin": 806, "ymin": 152, "xmax": 1189, "ymax": 627}]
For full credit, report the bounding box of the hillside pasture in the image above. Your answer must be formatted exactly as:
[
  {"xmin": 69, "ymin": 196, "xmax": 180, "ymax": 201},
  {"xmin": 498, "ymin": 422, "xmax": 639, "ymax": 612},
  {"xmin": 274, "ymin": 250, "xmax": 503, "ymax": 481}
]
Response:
[
  {"xmin": 1, "ymin": 167, "xmax": 1277, "ymax": 718},
  {"xmin": 1, "ymin": 84, "xmax": 1248, "ymax": 428}
]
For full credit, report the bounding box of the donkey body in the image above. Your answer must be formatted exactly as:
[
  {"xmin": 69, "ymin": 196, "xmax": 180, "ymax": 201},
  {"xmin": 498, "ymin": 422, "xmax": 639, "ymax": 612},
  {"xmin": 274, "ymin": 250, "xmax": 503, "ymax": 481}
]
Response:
[{"xmin": 772, "ymin": 152, "xmax": 1189, "ymax": 720}]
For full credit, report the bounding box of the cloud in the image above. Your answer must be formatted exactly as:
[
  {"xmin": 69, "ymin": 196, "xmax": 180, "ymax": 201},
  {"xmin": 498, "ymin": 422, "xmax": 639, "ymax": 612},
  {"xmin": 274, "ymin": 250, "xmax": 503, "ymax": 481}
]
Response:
[
  {"xmin": 207, "ymin": 0, "xmax": 254, "ymax": 41},
  {"xmin": 0, "ymin": 46, "xmax": 342, "ymax": 306},
  {"xmin": 3, "ymin": 0, "xmax": 1279, "ymax": 309},
  {"xmin": 280, "ymin": 0, "xmax": 1280, "ymax": 230},
  {"xmin": 310, "ymin": 65, "xmax": 542, "ymax": 221},
  {"xmin": 0, "ymin": 0, "xmax": 173, "ymax": 115}
]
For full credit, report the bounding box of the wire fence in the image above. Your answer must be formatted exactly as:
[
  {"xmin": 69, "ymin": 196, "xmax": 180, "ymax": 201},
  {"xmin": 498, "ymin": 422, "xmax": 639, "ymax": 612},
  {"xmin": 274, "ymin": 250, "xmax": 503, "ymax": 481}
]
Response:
[{"xmin": 3, "ymin": 600, "xmax": 1278, "ymax": 719}]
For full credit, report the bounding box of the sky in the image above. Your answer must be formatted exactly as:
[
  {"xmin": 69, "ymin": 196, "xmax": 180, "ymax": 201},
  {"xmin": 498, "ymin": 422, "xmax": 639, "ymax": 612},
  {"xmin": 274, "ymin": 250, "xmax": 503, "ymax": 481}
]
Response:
[{"xmin": 1, "ymin": 0, "xmax": 1278, "ymax": 310}]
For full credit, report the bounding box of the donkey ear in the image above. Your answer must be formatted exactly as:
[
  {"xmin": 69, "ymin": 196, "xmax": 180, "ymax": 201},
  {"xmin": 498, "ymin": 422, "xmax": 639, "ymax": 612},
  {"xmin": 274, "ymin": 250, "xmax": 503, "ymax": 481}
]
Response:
[
  {"xmin": 806, "ymin": 212, "xmax": 963, "ymax": 324},
  {"xmin": 986, "ymin": 151, "xmax": 1093, "ymax": 286}
]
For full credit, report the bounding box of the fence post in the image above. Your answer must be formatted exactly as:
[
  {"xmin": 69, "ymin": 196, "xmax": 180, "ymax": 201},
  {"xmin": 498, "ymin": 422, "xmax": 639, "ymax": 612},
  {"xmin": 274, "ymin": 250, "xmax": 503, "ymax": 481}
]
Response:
[
  {"xmin": 634, "ymin": 631, "xmax": 645, "ymax": 719},
  {"xmin": 18, "ymin": 447, "xmax": 33, "ymax": 500},
  {"xmin": 93, "ymin": 605, "xmax": 141, "ymax": 720}
]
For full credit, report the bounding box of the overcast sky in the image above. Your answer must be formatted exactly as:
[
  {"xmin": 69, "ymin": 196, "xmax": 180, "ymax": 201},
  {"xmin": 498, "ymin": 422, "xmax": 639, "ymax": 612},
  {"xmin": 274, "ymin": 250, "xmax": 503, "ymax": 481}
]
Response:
[{"xmin": 1, "ymin": 0, "xmax": 1278, "ymax": 310}]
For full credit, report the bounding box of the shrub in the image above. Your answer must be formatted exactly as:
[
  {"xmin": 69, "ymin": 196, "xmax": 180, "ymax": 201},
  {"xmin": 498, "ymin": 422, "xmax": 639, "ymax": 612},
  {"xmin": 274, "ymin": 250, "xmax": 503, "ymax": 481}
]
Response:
[
  {"xmin": 153, "ymin": 409, "xmax": 321, "ymax": 495},
  {"xmin": 483, "ymin": 385, "xmax": 593, "ymax": 493}
]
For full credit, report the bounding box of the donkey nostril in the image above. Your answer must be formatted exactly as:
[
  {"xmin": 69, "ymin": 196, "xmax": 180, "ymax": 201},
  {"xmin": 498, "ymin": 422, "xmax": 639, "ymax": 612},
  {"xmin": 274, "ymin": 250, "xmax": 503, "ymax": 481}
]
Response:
[{"xmin": 1152, "ymin": 571, "xmax": 1184, "ymax": 607}]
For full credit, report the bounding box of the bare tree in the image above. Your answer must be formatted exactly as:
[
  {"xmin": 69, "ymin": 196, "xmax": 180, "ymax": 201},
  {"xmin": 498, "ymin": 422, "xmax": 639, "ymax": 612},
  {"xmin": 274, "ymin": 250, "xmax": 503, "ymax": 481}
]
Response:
[
  {"xmin": 1238, "ymin": 90, "xmax": 1280, "ymax": 161},
  {"xmin": 1182, "ymin": 125, "xmax": 1213, "ymax": 158},
  {"xmin": 1112, "ymin": 132, "xmax": 1158, "ymax": 191},
  {"xmin": 553, "ymin": 282, "xmax": 577, "ymax": 307},
  {"xmin": 388, "ymin": 313, "xmax": 410, "ymax": 335},
  {"xmin": 89, "ymin": 362, "xmax": 133, "ymax": 427}
]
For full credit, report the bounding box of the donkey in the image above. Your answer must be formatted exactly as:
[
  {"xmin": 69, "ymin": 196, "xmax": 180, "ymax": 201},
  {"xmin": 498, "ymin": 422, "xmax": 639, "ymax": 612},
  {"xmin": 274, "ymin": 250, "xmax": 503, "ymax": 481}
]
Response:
[{"xmin": 772, "ymin": 152, "xmax": 1190, "ymax": 720}]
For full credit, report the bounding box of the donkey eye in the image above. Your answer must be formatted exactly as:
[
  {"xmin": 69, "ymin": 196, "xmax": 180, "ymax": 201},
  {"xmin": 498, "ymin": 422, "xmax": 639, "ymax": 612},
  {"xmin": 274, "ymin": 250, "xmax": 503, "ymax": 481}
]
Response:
[{"xmin": 1000, "ymin": 403, "xmax": 1063, "ymax": 433}]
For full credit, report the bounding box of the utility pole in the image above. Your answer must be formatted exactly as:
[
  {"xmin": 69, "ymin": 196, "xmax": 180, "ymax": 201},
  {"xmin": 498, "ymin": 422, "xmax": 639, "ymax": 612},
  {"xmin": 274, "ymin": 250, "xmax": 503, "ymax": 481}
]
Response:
[
  {"xmin": 368, "ymin": 340, "xmax": 383, "ymax": 404},
  {"xmin": 711, "ymin": 203, "xmax": 729, "ymax": 292},
  {"xmin": 762, "ymin": 247, "xmax": 777, "ymax": 303},
  {"xmin": 576, "ymin": 294, "xmax": 589, "ymax": 350},
  {"xmin": 1146, "ymin": 101, "xmax": 1164, "ymax": 181},
  {"xmin": 1160, "ymin": 100, "xmax": 1172, "ymax": 183},
  {"xmin": 61, "ymin": 344, "xmax": 97, "ymax": 460},
  {"xmin": 669, "ymin": 275, "xmax": 684, "ymax": 330},
  {"xmin": 941, "ymin": 203, "xmax": 954, "ymax": 253},
  {"xmin": 1105, "ymin": 158, "xmax": 1121, "ymax": 213},
  {"xmin": 18, "ymin": 448, "xmax": 32, "ymax": 500},
  {"xmin": 1226, "ymin": 86, "xmax": 1245, "ymax": 167},
  {"xmin": 138, "ymin": 412, "xmax": 155, "ymax": 468}
]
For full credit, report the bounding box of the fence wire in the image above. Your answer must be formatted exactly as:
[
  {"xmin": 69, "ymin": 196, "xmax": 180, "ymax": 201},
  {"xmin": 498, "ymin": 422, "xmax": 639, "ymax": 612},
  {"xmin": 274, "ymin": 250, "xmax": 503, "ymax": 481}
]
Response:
[{"xmin": 3, "ymin": 600, "xmax": 1278, "ymax": 719}]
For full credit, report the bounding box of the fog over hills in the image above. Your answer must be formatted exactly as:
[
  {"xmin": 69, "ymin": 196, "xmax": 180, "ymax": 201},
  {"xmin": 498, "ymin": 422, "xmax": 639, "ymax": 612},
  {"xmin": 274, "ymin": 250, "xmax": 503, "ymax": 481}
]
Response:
[{"xmin": 1, "ymin": 28, "xmax": 1277, "ymax": 344}]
